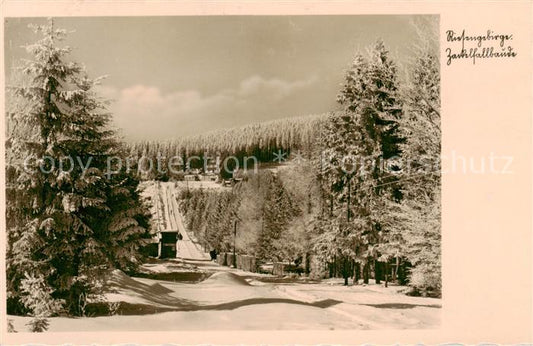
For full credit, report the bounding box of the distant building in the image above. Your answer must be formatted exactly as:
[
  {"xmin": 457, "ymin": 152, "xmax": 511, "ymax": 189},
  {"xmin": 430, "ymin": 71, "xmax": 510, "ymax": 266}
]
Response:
[
  {"xmin": 200, "ymin": 172, "xmax": 218, "ymax": 181},
  {"xmin": 205, "ymin": 161, "xmax": 219, "ymax": 174},
  {"xmin": 184, "ymin": 174, "xmax": 198, "ymax": 181},
  {"xmin": 157, "ymin": 230, "xmax": 182, "ymax": 259}
]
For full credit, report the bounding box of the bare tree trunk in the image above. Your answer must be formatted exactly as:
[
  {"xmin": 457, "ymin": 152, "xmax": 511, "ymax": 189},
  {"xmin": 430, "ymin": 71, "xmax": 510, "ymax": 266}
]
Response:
[
  {"xmin": 392, "ymin": 257, "xmax": 399, "ymax": 281},
  {"xmin": 353, "ymin": 262, "xmax": 360, "ymax": 285},
  {"xmin": 385, "ymin": 262, "xmax": 389, "ymax": 288},
  {"xmin": 363, "ymin": 260, "xmax": 370, "ymax": 284},
  {"xmin": 375, "ymin": 259, "xmax": 381, "ymax": 284},
  {"xmin": 343, "ymin": 257, "xmax": 349, "ymax": 286}
]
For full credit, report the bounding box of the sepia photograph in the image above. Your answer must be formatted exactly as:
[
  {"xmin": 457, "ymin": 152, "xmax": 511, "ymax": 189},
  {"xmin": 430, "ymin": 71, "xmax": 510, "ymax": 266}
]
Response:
[{"xmin": 3, "ymin": 13, "xmax": 441, "ymax": 333}]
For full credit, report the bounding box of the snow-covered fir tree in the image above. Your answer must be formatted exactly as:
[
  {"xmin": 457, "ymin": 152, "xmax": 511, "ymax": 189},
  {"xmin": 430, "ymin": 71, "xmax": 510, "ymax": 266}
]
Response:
[
  {"xmin": 380, "ymin": 45, "xmax": 441, "ymax": 295},
  {"xmin": 313, "ymin": 40, "xmax": 404, "ymax": 285},
  {"xmin": 258, "ymin": 173, "xmax": 301, "ymax": 262},
  {"xmin": 6, "ymin": 19, "xmax": 151, "ymax": 329}
]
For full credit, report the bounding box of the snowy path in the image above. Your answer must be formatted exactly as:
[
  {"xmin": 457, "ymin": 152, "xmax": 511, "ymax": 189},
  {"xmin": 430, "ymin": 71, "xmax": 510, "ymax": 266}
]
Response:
[
  {"xmin": 7, "ymin": 240, "xmax": 441, "ymax": 332},
  {"xmin": 160, "ymin": 183, "xmax": 209, "ymax": 260},
  {"xmin": 8, "ymin": 261, "xmax": 441, "ymax": 332}
]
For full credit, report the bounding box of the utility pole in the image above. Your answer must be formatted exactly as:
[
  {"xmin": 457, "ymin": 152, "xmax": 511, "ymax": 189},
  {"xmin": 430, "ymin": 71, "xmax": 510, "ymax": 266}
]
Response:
[
  {"xmin": 347, "ymin": 176, "xmax": 351, "ymax": 222},
  {"xmin": 156, "ymin": 182, "xmax": 162, "ymax": 258},
  {"xmin": 233, "ymin": 219, "xmax": 237, "ymax": 268},
  {"xmin": 345, "ymin": 173, "xmax": 352, "ymax": 286},
  {"xmin": 232, "ymin": 179, "xmax": 238, "ymax": 269}
]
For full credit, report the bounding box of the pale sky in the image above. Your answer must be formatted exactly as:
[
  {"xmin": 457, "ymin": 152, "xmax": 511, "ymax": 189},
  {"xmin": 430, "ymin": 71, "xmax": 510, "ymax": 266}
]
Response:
[{"xmin": 4, "ymin": 15, "xmax": 438, "ymax": 141}]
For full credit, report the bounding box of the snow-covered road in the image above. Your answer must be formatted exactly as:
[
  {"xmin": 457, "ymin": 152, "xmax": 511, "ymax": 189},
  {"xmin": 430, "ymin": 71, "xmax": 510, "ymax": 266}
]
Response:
[{"xmin": 160, "ymin": 182, "xmax": 209, "ymax": 260}]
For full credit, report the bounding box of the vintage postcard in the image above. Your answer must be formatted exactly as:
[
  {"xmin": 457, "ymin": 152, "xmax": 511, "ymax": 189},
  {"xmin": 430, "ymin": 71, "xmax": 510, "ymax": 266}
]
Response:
[{"xmin": 0, "ymin": 1, "xmax": 531, "ymax": 344}]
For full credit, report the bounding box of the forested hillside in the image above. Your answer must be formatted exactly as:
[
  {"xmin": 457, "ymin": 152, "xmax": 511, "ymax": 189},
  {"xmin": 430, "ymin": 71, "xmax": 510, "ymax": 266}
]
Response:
[{"xmin": 127, "ymin": 113, "xmax": 328, "ymax": 179}]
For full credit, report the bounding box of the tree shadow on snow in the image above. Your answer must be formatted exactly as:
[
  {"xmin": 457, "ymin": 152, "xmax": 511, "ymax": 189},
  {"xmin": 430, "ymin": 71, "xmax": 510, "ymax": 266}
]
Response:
[
  {"xmin": 90, "ymin": 298, "xmax": 342, "ymax": 316},
  {"xmin": 183, "ymin": 297, "xmax": 342, "ymax": 311},
  {"xmin": 361, "ymin": 303, "xmax": 441, "ymax": 309}
]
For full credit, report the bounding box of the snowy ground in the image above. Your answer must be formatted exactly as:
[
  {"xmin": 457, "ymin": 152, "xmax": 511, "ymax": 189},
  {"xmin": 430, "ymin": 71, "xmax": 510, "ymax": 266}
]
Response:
[{"xmin": 8, "ymin": 258, "xmax": 440, "ymax": 332}]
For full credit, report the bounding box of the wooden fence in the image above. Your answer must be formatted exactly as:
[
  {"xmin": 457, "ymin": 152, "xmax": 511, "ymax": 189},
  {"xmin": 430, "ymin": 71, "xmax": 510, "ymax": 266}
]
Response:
[
  {"xmin": 237, "ymin": 255, "xmax": 256, "ymax": 272},
  {"xmin": 217, "ymin": 252, "xmax": 256, "ymax": 273}
]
